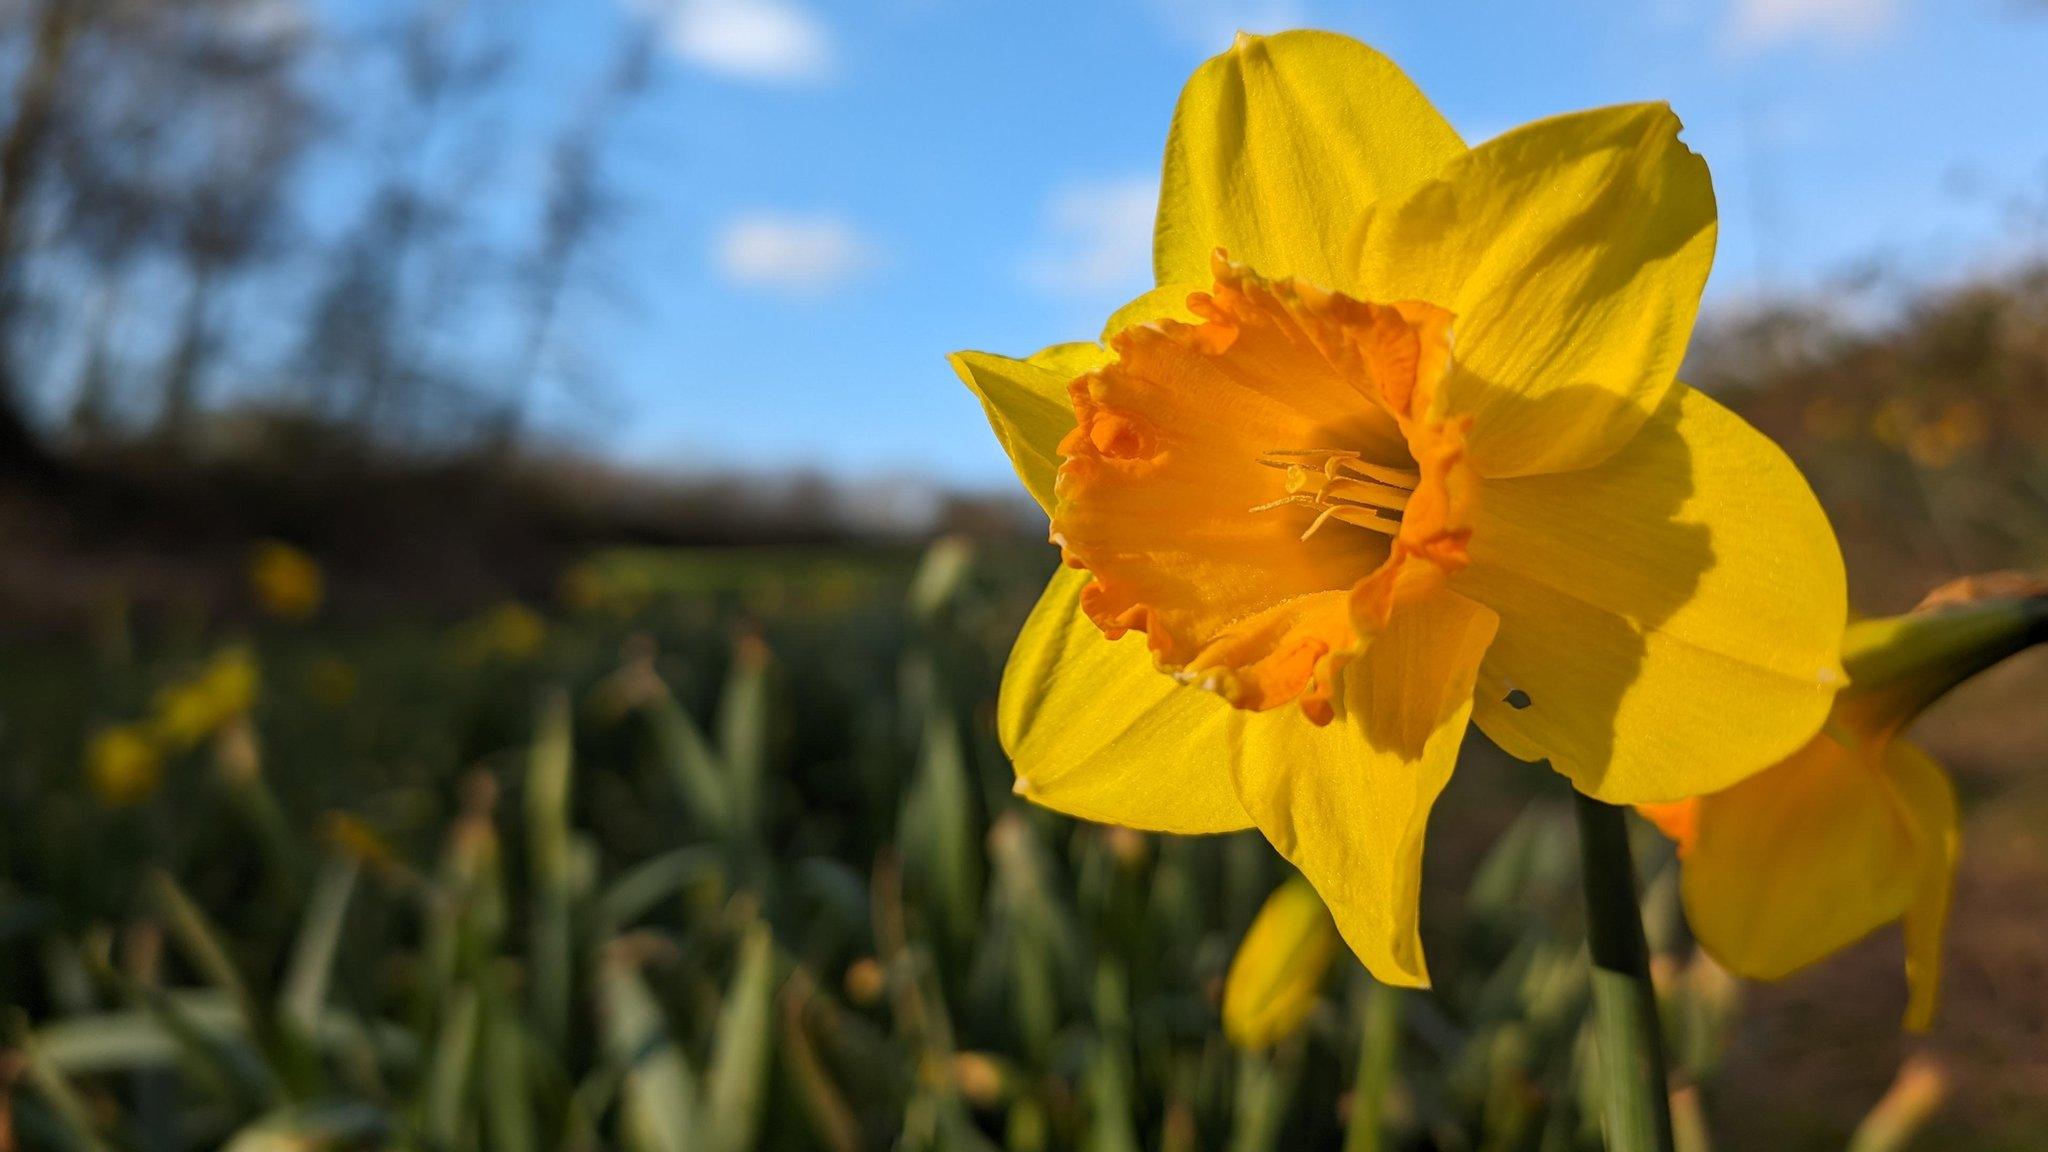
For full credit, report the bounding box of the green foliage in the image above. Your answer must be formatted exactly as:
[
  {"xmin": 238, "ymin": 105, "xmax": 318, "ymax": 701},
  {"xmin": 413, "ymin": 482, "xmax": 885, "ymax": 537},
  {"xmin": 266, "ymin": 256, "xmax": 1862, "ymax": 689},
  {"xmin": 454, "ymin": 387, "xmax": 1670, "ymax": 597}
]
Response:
[{"xmin": 0, "ymin": 541, "xmax": 1947, "ymax": 1151}]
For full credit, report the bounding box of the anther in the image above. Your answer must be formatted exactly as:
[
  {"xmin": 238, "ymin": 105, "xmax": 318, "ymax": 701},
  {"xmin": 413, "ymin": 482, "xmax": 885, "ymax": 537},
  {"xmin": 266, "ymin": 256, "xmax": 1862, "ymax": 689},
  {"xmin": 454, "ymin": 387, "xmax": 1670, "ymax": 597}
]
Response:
[{"xmin": 1253, "ymin": 448, "xmax": 1420, "ymax": 539}]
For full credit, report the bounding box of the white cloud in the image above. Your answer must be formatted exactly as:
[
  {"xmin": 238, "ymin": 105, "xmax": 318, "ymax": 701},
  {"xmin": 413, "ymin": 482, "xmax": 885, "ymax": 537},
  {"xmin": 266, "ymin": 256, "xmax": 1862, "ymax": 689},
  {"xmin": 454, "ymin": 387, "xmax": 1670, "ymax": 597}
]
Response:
[
  {"xmin": 627, "ymin": 0, "xmax": 835, "ymax": 85},
  {"xmin": 1146, "ymin": 0, "xmax": 1307, "ymax": 49},
  {"xmin": 715, "ymin": 212, "xmax": 879, "ymax": 294},
  {"xmin": 1725, "ymin": 0, "xmax": 1900, "ymax": 53},
  {"xmin": 1017, "ymin": 177, "xmax": 1159, "ymax": 298}
]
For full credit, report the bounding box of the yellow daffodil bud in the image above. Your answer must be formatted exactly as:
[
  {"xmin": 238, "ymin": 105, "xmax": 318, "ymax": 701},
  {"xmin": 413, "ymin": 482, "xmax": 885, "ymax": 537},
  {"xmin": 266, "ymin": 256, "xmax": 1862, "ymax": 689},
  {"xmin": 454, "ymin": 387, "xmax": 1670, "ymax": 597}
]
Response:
[
  {"xmin": 1835, "ymin": 572, "xmax": 2048, "ymax": 745},
  {"xmin": 843, "ymin": 956, "xmax": 885, "ymax": 1006},
  {"xmin": 248, "ymin": 541, "xmax": 324, "ymax": 621},
  {"xmin": 949, "ymin": 1052, "xmax": 1011, "ymax": 1108},
  {"xmin": 87, "ymin": 724, "xmax": 163, "ymax": 807},
  {"xmin": 1222, "ymin": 876, "xmax": 1340, "ymax": 1049}
]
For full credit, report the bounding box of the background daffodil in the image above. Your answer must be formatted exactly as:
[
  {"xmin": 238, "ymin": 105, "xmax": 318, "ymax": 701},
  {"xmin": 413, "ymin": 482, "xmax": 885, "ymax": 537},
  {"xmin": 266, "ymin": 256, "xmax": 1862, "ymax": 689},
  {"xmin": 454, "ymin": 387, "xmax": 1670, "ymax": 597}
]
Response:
[
  {"xmin": 1222, "ymin": 875, "xmax": 1342, "ymax": 1050},
  {"xmin": 1644, "ymin": 573, "xmax": 2048, "ymax": 1030},
  {"xmin": 951, "ymin": 31, "xmax": 1846, "ymax": 987}
]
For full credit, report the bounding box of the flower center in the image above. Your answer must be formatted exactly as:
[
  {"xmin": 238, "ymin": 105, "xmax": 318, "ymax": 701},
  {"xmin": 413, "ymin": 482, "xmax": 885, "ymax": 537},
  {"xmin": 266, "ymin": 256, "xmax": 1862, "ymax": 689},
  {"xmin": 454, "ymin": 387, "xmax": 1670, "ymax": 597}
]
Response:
[{"xmin": 1250, "ymin": 448, "xmax": 1421, "ymax": 540}]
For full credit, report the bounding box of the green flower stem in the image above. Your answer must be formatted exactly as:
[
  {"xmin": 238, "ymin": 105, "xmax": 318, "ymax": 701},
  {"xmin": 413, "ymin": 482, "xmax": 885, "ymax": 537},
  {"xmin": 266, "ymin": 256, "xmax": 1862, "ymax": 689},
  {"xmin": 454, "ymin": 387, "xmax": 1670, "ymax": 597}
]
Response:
[{"xmin": 1573, "ymin": 789, "xmax": 1676, "ymax": 1152}]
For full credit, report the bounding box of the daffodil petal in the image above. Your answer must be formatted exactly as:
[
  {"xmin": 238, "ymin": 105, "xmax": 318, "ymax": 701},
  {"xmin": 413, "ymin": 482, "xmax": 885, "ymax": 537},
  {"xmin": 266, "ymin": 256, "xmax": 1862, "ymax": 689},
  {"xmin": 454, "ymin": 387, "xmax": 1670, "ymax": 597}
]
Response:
[
  {"xmin": 1349, "ymin": 104, "xmax": 1715, "ymax": 477},
  {"xmin": 1459, "ymin": 384, "xmax": 1845, "ymax": 802},
  {"xmin": 1101, "ymin": 282, "xmax": 1203, "ymax": 339},
  {"xmin": 1228, "ymin": 587, "xmax": 1498, "ymax": 987},
  {"xmin": 1884, "ymin": 740, "xmax": 1958, "ymax": 1031},
  {"xmin": 1156, "ymin": 30, "xmax": 1464, "ymax": 289},
  {"xmin": 949, "ymin": 342, "xmax": 1107, "ymax": 515},
  {"xmin": 1000, "ymin": 565, "xmax": 1252, "ymax": 834},
  {"xmin": 1677, "ymin": 733, "xmax": 1919, "ymax": 982}
]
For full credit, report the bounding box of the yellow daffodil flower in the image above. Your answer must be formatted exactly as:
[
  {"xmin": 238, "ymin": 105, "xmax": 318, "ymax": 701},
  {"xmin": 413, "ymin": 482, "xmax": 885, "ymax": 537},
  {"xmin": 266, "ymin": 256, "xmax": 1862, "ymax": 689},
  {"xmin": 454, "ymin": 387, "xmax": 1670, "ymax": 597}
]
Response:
[
  {"xmin": 950, "ymin": 31, "xmax": 1845, "ymax": 987},
  {"xmin": 151, "ymin": 645, "xmax": 260, "ymax": 751},
  {"xmin": 456, "ymin": 601, "xmax": 548, "ymax": 664},
  {"xmin": 1643, "ymin": 573, "xmax": 2048, "ymax": 1029},
  {"xmin": 248, "ymin": 540, "xmax": 324, "ymax": 621},
  {"xmin": 1223, "ymin": 875, "xmax": 1341, "ymax": 1049},
  {"xmin": 87, "ymin": 723, "xmax": 164, "ymax": 807}
]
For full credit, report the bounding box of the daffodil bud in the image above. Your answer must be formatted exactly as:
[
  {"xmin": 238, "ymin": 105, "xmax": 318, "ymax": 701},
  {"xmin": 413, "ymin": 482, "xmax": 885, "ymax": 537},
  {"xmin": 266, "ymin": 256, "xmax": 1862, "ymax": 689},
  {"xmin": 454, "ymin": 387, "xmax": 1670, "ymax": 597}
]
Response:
[
  {"xmin": 1222, "ymin": 876, "xmax": 1340, "ymax": 1049},
  {"xmin": 248, "ymin": 540, "xmax": 324, "ymax": 621},
  {"xmin": 1836, "ymin": 573, "xmax": 2048, "ymax": 744}
]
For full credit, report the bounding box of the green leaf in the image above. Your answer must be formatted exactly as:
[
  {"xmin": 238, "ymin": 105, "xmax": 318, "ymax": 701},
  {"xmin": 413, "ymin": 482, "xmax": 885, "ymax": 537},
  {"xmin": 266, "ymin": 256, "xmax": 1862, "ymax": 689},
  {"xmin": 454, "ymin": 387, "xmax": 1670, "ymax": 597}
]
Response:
[
  {"xmin": 704, "ymin": 922, "xmax": 779, "ymax": 1152},
  {"xmin": 717, "ymin": 639, "xmax": 772, "ymax": 837},
  {"xmin": 527, "ymin": 687, "xmax": 577, "ymax": 1050},
  {"xmin": 600, "ymin": 947, "xmax": 701, "ymax": 1152},
  {"xmin": 280, "ymin": 857, "xmax": 359, "ymax": 1035}
]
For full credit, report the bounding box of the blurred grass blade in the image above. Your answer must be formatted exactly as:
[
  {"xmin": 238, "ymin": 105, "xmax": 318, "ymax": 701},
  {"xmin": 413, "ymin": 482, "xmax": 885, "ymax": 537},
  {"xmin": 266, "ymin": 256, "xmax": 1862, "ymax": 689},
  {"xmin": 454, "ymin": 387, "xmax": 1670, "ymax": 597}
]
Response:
[
  {"xmin": 717, "ymin": 637, "xmax": 771, "ymax": 838},
  {"xmin": 778, "ymin": 970, "xmax": 863, "ymax": 1152},
  {"xmin": 1228, "ymin": 1049, "xmax": 1297, "ymax": 1152},
  {"xmin": 527, "ymin": 686, "xmax": 576, "ymax": 1050},
  {"xmin": 1082, "ymin": 965, "xmax": 1140, "ymax": 1152},
  {"xmin": 906, "ymin": 536, "xmax": 975, "ymax": 622},
  {"xmin": 149, "ymin": 870, "xmax": 315, "ymax": 1100},
  {"xmin": 482, "ymin": 978, "xmax": 540, "ymax": 1152},
  {"xmin": 149, "ymin": 871, "xmax": 250, "ymax": 1006},
  {"xmin": 280, "ymin": 856, "xmax": 358, "ymax": 1035},
  {"xmin": 1669, "ymin": 1086, "xmax": 1713, "ymax": 1152},
  {"xmin": 705, "ymin": 921, "xmax": 779, "ymax": 1152},
  {"xmin": 8, "ymin": 1011, "xmax": 114, "ymax": 1152},
  {"xmin": 601, "ymin": 846, "xmax": 724, "ymax": 930},
  {"xmin": 214, "ymin": 720, "xmax": 306, "ymax": 898},
  {"xmin": 423, "ymin": 983, "xmax": 480, "ymax": 1148},
  {"xmin": 600, "ymin": 943, "xmax": 701, "ymax": 1152},
  {"xmin": 900, "ymin": 704, "xmax": 981, "ymax": 947},
  {"xmin": 1343, "ymin": 980, "xmax": 1404, "ymax": 1152},
  {"xmin": 1848, "ymin": 1055, "xmax": 1947, "ymax": 1152},
  {"xmin": 220, "ymin": 1103, "xmax": 394, "ymax": 1152},
  {"xmin": 640, "ymin": 677, "xmax": 732, "ymax": 837}
]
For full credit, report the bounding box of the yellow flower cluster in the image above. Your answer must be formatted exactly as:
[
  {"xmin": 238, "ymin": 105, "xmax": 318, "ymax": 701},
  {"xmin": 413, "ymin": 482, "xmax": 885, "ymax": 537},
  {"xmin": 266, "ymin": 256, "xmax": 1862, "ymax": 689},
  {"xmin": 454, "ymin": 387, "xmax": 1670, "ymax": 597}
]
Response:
[
  {"xmin": 152, "ymin": 645, "xmax": 260, "ymax": 752},
  {"xmin": 85, "ymin": 645, "xmax": 261, "ymax": 807}
]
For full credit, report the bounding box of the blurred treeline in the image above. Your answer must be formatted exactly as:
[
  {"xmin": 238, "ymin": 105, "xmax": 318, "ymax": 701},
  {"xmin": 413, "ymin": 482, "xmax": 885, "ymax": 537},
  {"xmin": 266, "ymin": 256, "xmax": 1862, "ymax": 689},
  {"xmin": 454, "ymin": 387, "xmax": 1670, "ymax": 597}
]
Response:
[
  {"xmin": 1, "ymin": 0, "xmax": 629, "ymax": 465},
  {"xmin": 0, "ymin": 0, "xmax": 1028, "ymax": 627},
  {"xmin": 1693, "ymin": 261, "xmax": 2048, "ymax": 611}
]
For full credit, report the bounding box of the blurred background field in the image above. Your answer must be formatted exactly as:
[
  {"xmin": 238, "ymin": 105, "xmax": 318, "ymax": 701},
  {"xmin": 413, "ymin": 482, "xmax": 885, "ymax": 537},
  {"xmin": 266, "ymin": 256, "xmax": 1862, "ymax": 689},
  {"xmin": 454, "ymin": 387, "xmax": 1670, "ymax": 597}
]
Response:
[{"xmin": 5, "ymin": 1, "xmax": 2048, "ymax": 1150}]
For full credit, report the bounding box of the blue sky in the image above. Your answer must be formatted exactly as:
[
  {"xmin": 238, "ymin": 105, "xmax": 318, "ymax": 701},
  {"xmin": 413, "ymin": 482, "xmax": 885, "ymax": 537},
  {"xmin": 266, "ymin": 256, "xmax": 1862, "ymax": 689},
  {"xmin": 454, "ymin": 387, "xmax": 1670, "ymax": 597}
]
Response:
[{"xmin": 492, "ymin": 0, "xmax": 2048, "ymax": 489}]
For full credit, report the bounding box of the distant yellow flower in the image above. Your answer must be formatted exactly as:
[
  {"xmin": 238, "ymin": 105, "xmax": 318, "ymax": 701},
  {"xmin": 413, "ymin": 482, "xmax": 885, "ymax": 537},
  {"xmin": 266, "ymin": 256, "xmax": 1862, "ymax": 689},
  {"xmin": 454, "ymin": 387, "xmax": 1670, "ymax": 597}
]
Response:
[
  {"xmin": 248, "ymin": 541, "xmax": 324, "ymax": 621},
  {"xmin": 1223, "ymin": 876, "xmax": 1341, "ymax": 1049},
  {"xmin": 1643, "ymin": 573, "xmax": 2048, "ymax": 1029},
  {"xmin": 87, "ymin": 724, "xmax": 163, "ymax": 806},
  {"xmin": 951, "ymin": 31, "xmax": 1844, "ymax": 985},
  {"xmin": 457, "ymin": 601, "xmax": 547, "ymax": 664},
  {"xmin": 152, "ymin": 645, "xmax": 259, "ymax": 751}
]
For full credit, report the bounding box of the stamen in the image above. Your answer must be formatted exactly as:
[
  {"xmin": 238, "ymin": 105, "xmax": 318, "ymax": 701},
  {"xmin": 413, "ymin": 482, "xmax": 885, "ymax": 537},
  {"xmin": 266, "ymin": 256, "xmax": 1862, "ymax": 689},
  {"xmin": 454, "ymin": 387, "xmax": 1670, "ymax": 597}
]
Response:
[{"xmin": 1252, "ymin": 449, "xmax": 1420, "ymax": 540}]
